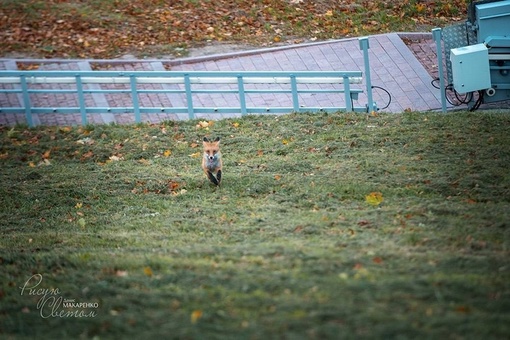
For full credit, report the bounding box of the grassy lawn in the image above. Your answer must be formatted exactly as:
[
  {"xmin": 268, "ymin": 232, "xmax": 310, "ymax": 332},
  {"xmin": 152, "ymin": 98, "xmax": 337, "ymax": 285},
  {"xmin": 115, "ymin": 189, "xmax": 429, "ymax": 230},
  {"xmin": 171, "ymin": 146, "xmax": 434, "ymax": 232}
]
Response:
[
  {"xmin": 0, "ymin": 110, "xmax": 509, "ymax": 338},
  {"xmin": 0, "ymin": 0, "xmax": 468, "ymax": 58}
]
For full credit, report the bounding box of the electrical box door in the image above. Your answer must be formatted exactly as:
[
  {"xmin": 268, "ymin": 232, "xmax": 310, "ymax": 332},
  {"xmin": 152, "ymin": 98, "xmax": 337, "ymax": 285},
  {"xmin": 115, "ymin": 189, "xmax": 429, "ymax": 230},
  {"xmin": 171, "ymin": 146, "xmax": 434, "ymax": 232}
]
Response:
[{"xmin": 450, "ymin": 43, "xmax": 491, "ymax": 93}]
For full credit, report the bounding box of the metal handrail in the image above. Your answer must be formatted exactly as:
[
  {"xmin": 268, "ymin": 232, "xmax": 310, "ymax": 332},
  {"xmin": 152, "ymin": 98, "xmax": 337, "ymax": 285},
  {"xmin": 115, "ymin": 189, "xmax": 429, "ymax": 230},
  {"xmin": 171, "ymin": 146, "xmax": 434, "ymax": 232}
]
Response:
[{"xmin": 0, "ymin": 38, "xmax": 375, "ymax": 126}]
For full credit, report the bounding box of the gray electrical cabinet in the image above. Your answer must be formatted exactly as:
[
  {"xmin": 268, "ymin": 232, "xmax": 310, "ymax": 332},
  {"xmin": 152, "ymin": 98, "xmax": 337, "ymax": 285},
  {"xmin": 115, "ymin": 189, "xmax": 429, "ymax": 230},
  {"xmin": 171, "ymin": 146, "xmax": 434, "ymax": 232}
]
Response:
[{"xmin": 450, "ymin": 44, "xmax": 492, "ymax": 93}]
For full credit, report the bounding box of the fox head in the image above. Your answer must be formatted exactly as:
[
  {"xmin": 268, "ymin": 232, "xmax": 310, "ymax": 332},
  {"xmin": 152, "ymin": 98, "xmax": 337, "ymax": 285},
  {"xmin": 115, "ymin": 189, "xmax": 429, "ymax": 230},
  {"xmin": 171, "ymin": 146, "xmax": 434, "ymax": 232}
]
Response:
[{"xmin": 203, "ymin": 137, "xmax": 221, "ymax": 161}]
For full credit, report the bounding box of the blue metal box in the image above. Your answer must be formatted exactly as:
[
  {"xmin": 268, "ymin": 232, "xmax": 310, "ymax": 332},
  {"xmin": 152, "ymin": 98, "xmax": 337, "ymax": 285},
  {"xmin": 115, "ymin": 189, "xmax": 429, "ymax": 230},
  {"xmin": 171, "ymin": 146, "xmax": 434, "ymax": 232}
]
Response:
[
  {"xmin": 450, "ymin": 43, "xmax": 492, "ymax": 93},
  {"xmin": 476, "ymin": 0, "xmax": 510, "ymax": 44}
]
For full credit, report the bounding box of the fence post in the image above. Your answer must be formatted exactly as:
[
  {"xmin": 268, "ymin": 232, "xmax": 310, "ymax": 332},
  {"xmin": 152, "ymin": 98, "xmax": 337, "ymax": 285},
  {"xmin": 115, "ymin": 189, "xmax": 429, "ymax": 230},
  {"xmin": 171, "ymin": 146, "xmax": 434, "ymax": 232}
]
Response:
[
  {"xmin": 129, "ymin": 75, "xmax": 141, "ymax": 123},
  {"xmin": 237, "ymin": 75, "xmax": 247, "ymax": 116},
  {"xmin": 184, "ymin": 74, "xmax": 194, "ymax": 119},
  {"xmin": 359, "ymin": 37, "xmax": 375, "ymax": 112},
  {"xmin": 343, "ymin": 75, "xmax": 353, "ymax": 112},
  {"xmin": 19, "ymin": 75, "xmax": 34, "ymax": 127},
  {"xmin": 432, "ymin": 28, "xmax": 447, "ymax": 113},
  {"xmin": 290, "ymin": 75, "xmax": 300, "ymax": 112},
  {"xmin": 75, "ymin": 74, "xmax": 88, "ymax": 125}
]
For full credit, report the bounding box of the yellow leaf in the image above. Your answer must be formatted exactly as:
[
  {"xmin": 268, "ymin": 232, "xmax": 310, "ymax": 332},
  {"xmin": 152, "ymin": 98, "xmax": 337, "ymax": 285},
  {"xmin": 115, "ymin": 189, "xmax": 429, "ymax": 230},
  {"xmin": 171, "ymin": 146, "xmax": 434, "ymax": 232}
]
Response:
[
  {"xmin": 143, "ymin": 266, "xmax": 153, "ymax": 277},
  {"xmin": 196, "ymin": 120, "xmax": 211, "ymax": 129},
  {"xmin": 191, "ymin": 310, "xmax": 203, "ymax": 324},
  {"xmin": 75, "ymin": 202, "xmax": 83, "ymax": 209},
  {"xmin": 416, "ymin": 3, "xmax": 426, "ymax": 12},
  {"xmin": 325, "ymin": 9, "xmax": 334, "ymax": 16},
  {"xmin": 42, "ymin": 150, "xmax": 51, "ymax": 159},
  {"xmin": 189, "ymin": 152, "xmax": 201, "ymax": 158},
  {"xmin": 163, "ymin": 150, "xmax": 172, "ymax": 157},
  {"xmin": 365, "ymin": 192, "xmax": 384, "ymax": 206},
  {"xmin": 28, "ymin": 162, "xmax": 36, "ymax": 168},
  {"xmin": 232, "ymin": 122, "xmax": 240, "ymax": 128}
]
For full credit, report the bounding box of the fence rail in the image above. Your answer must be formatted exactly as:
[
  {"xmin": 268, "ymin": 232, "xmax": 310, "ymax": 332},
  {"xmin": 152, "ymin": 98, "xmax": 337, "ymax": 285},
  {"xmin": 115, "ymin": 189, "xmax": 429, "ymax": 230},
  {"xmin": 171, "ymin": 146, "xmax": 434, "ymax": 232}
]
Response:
[{"xmin": 0, "ymin": 37, "xmax": 376, "ymax": 126}]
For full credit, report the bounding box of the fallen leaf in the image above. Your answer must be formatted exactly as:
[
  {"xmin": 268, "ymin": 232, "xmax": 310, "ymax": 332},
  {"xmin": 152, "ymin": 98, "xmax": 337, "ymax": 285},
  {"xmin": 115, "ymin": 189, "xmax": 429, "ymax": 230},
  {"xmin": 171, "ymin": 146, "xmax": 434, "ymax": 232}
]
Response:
[
  {"xmin": 42, "ymin": 150, "xmax": 51, "ymax": 159},
  {"xmin": 143, "ymin": 266, "xmax": 153, "ymax": 277},
  {"xmin": 81, "ymin": 150, "xmax": 94, "ymax": 160},
  {"xmin": 191, "ymin": 310, "xmax": 203, "ymax": 324},
  {"xmin": 357, "ymin": 220, "xmax": 370, "ymax": 226},
  {"xmin": 116, "ymin": 270, "xmax": 129, "ymax": 277},
  {"xmin": 76, "ymin": 137, "xmax": 95, "ymax": 145},
  {"xmin": 196, "ymin": 120, "xmax": 212, "ymax": 129},
  {"xmin": 365, "ymin": 192, "xmax": 384, "ymax": 206},
  {"xmin": 455, "ymin": 305, "xmax": 470, "ymax": 314},
  {"xmin": 37, "ymin": 159, "xmax": 51, "ymax": 166},
  {"xmin": 163, "ymin": 150, "xmax": 172, "ymax": 157},
  {"xmin": 168, "ymin": 180, "xmax": 180, "ymax": 191},
  {"xmin": 372, "ymin": 256, "xmax": 383, "ymax": 264}
]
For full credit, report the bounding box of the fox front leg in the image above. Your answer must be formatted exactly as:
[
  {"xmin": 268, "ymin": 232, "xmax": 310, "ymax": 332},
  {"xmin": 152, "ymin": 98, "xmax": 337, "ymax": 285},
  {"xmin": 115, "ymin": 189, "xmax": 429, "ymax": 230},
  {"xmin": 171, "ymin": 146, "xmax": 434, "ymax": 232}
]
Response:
[
  {"xmin": 216, "ymin": 170, "xmax": 222, "ymax": 186},
  {"xmin": 207, "ymin": 171, "xmax": 219, "ymax": 186}
]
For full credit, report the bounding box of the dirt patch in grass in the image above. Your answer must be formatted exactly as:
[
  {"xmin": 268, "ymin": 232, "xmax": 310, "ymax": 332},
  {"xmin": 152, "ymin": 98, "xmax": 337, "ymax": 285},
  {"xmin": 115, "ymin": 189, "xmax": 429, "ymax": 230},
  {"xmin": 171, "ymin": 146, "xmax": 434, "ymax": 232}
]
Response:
[{"xmin": 1, "ymin": 110, "xmax": 509, "ymax": 338}]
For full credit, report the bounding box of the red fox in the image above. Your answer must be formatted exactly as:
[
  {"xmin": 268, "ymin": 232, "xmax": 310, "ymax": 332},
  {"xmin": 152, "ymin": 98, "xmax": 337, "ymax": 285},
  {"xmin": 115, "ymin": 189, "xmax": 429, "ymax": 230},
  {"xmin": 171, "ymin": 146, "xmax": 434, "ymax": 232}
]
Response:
[{"xmin": 202, "ymin": 137, "xmax": 222, "ymax": 186}]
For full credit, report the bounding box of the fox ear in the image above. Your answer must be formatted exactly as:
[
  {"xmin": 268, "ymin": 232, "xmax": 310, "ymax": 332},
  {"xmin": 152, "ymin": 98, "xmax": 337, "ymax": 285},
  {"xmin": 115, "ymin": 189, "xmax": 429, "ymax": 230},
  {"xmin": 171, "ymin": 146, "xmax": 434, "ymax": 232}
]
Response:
[
  {"xmin": 203, "ymin": 137, "xmax": 210, "ymax": 142},
  {"xmin": 214, "ymin": 137, "xmax": 220, "ymax": 142}
]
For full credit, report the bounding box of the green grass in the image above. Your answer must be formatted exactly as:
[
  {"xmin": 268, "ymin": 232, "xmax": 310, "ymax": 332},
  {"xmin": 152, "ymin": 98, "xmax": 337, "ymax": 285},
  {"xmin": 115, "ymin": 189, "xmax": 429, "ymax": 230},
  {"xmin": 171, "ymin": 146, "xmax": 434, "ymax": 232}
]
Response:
[{"xmin": 1, "ymin": 111, "xmax": 509, "ymax": 339}]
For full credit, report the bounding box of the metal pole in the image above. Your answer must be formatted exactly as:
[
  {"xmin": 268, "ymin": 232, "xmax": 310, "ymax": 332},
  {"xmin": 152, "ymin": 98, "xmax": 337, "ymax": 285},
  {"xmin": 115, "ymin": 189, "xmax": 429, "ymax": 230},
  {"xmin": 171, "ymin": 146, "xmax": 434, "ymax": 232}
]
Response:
[
  {"xmin": 75, "ymin": 75, "xmax": 88, "ymax": 125},
  {"xmin": 184, "ymin": 74, "xmax": 194, "ymax": 119},
  {"xmin": 20, "ymin": 75, "xmax": 33, "ymax": 127},
  {"xmin": 359, "ymin": 37, "xmax": 375, "ymax": 112},
  {"xmin": 344, "ymin": 75, "xmax": 353, "ymax": 112},
  {"xmin": 237, "ymin": 75, "xmax": 247, "ymax": 116},
  {"xmin": 290, "ymin": 75, "xmax": 299, "ymax": 112},
  {"xmin": 432, "ymin": 28, "xmax": 447, "ymax": 113},
  {"xmin": 129, "ymin": 75, "xmax": 141, "ymax": 123}
]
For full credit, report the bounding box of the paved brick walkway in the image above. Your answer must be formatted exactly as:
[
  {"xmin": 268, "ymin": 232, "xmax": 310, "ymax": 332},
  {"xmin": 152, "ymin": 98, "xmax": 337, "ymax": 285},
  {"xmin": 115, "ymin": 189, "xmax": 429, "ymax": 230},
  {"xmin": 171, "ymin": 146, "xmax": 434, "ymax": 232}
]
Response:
[{"xmin": 0, "ymin": 32, "xmax": 505, "ymax": 126}]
